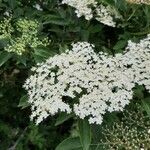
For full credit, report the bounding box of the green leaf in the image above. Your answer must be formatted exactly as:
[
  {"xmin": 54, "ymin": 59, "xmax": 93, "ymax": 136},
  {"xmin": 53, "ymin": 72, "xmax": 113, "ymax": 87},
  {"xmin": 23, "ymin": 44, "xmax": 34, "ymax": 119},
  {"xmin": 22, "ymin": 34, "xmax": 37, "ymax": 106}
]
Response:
[
  {"xmin": 16, "ymin": 55, "xmax": 27, "ymax": 66},
  {"xmin": 18, "ymin": 95, "xmax": 30, "ymax": 109},
  {"xmin": 78, "ymin": 119, "xmax": 91, "ymax": 150},
  {"xmin": 56, "ymin": 137, "xmax": 82, "ymax": 150},
  {"xmin": 113, "ymin": 40, "xmax": 127, "ymax": 51},
  {"xmin": 55, "ymin": 112, "xmax": 74, "ymax": 126},
  {"xmin": 114, "ymin": 0, "xmax": 127, "ymax": 10},
  {"xmin": 8, "ymin": 0, "xmax": 17, "ymax": 9},
  {"xmin": 33, "ymin": 47, "xmax": 56, "ymax": 63},
  {"xmin": 88, "ymin": 25, "xmax": 103, "ymax": 34},
  {"xmin": 43, "ymin": 15, "xmax": 69, "ymax": 26},
  {"xmin": 59, "ymin": 45, "xmax": 68, "ymax": 53},
  {"xmin": 141, "ymin": 98, "xmax": 150, "ymax": 116},
  {"xmin": 100, "ymin": 0, "xmax": 115, "ymax": 6},
  {"xmin": 34, "ymin": 48, "xmax": 51, "ymax": 58},
  {"xmin": 81, "ymin": 30, "xmax": 89, "ymax": 41},
  {"xmin": 0, "ymin": 51, "xmax": 11, "ymax": 67}
]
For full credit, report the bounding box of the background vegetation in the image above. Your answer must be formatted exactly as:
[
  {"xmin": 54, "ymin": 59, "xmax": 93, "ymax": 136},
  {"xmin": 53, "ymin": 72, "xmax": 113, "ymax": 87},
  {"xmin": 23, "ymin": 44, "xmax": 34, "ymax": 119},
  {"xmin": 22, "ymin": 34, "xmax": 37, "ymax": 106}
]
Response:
[{"xmin": 0, "ymin": 0, "xmax": 150, "ymax": 149}]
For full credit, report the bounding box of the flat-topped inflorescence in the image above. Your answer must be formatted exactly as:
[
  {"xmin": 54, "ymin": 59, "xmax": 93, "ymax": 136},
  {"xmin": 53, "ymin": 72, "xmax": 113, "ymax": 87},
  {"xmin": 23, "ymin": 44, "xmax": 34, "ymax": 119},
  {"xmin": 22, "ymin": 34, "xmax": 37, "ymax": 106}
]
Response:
[
  {"xmin": 62, "ymin": 0, "xmax": 119, "ymax": 27},
  {"xmin": 24, "ymin": 35, "xmax": 150, "ymax": 124}
]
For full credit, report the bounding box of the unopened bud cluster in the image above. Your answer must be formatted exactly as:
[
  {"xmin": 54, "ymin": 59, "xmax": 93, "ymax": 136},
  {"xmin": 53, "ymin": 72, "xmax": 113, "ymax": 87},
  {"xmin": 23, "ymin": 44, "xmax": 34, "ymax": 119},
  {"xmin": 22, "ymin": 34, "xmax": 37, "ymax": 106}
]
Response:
[
  {"xmin": 101, "ymin": 104, "xmax": 150, "ymax": 149},
  {"xmin": 0, "ymin": 18, "xmax": 49, "ymax": 55}
]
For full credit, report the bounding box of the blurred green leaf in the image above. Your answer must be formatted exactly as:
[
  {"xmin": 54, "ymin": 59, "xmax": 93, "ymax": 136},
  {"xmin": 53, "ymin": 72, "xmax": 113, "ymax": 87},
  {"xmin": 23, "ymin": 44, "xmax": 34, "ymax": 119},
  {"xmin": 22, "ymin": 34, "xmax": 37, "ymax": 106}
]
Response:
[
  {"xmin": 78, "ymin": 119, "xmax": 91, "ymax": 150},
  {"xmin": 8, "ymin": 0, "xmax": 17, "ymax": 9},
  {"xmin": 142, "ymin": 98, "xmax": 150, "ymax": 116},
  {"xmin": 88, "ymin": 25, "xmax": 102, "ymax": 33},
  {"xmin": 113, "ymin": 40, "xmax": 127, "ymax": 52},
  {"xmin": 81, "ymin": 30, "xmax": 89, "ymax": 41},
  {"xmin": 55, "ymin": 113, "xmax": 74, "ymax": 126},
  {"xmin": 0, "ymin": 51, "xmax": 11, "ymax": 67},
  {"xmin": 18, "ymin": 95, "xmax": 30, "ymax": 109},
  {"xmin": 43, "ymin": 15, "xmax": 69, "ymax": 26},
  {"xmin": 33, "ymin": 47, "xmax": 56, "ymax": 63},
  {"xmin": 56, "ymin": 137, "xmax": 82, "ymax": 150}
]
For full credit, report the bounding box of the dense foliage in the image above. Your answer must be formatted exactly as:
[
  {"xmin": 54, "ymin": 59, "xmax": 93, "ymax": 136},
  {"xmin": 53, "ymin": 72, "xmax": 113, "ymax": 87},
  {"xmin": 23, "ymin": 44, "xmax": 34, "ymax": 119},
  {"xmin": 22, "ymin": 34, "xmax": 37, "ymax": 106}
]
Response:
[{"xmin": 0, "ymin": 0, "xmax": 150, "ymax": 150}]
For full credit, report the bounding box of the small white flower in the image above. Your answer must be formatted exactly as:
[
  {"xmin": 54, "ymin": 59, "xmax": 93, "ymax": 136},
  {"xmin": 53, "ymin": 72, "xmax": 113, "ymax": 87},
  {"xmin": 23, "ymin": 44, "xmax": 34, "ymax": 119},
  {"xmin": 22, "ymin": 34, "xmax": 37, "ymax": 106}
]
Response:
[
  {"xmin": 4, "ymin": 11, "xmax": 10, "ymax": 16},
  {"xmin": 33, "ymin": 4, "xmax": 43, "ymax": 11}
]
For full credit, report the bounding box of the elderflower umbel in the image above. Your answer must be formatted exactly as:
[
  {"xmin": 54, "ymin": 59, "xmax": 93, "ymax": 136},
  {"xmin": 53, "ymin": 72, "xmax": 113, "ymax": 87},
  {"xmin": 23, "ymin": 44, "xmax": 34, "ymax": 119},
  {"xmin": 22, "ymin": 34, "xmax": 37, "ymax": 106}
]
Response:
[
  {"xmin": 96, "ymin": 5, "xmax": 118, "ymax": 27},
  {"xmin": 24, "ymin": 37, "xmax": 150, "ymax": 125},
  {"xmin": 62, "ymin": 0, "xmax": 118, "ymax": 27},
  {"xmin": 62, "ymin": 0, "xmax": 97, "ymax": 20},
  {"xmin": 122, "ymin": 34, "xmax": 150, "ymax": 92}
]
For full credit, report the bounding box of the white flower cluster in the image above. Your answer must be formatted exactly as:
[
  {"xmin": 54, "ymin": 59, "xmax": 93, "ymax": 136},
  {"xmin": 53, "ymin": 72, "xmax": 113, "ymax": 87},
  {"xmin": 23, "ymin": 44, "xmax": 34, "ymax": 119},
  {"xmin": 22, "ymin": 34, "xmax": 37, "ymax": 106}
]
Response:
[
  {"xmin": 24, "ymin": 35, "xmax": 150, "ymax": 125},
  {"xmin": 96, "ymin": 5, "xmax": 119, "ymax": 27},
  {"xmin": 62, "ymin": 0, "xmax": 97, "ymax": 20},
  {"xmin": 62, "ymin": 0, "xmax": 118, "ymax": 27},
  {"xmin": 33, "ymin": 4, "xmax": 43, "ymax": 11},
  {"xmin": 122, "ymin": 35, "xmax": 150, "ymax": 92}
]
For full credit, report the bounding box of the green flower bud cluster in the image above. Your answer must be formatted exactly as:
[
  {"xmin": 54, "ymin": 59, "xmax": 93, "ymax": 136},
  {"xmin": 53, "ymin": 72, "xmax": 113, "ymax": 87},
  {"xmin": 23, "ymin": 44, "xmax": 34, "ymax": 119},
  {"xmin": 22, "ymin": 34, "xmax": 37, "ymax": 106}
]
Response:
[
  {"xmin": 101, "ymin": 104, "xmax": 150, "ymax": 150},
  {"xmin": 0, "ymin": 17, "xmax": 14, "ymax": 39},
  {"xmin": 0, "ymin": 18, "xmax": 49, "ymax": 55},
  {"xmin": 16, "ymin": 19, "xmax": 39, "ymax": 34}
]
